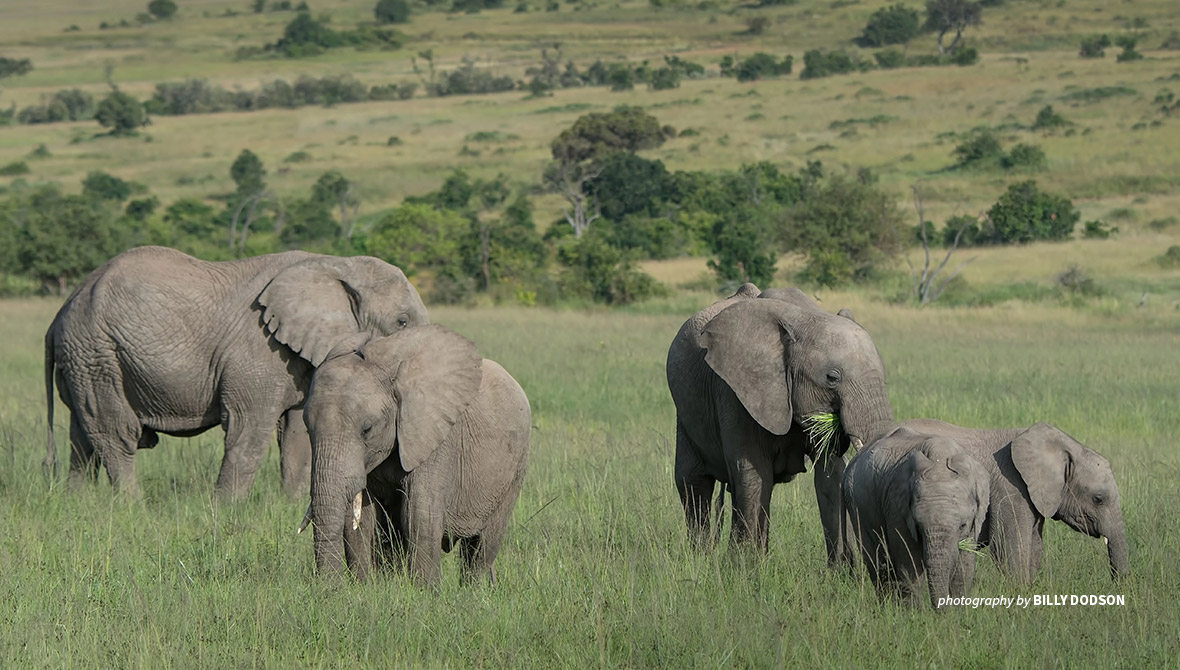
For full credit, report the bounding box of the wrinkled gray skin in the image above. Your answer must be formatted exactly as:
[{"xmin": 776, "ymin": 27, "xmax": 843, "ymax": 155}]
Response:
[
  {"xmin": 44, "ymin": 246, "xmax": 427, "ymax": 501},
  {"xmin": 901, "ymin": 419, "xmax": 1128, "ymax": 582},
  {"xmin": 666, "ymin": 284, "xmax": 894, "ymax": 562},
  {"xmin": 306, "ymin": 325, "xmax": 531, "ymax": 587},
  {"xmin": 843, "ymin": 427, "xmax": 990, "ymax": 610}
]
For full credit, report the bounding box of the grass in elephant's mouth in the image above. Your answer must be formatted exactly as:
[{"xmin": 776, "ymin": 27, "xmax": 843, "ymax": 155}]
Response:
[
  {"xmin": 802, "ymin": 412, "xmax": 843, "ymax": 462},
  {"xmin": 958, "ymin": 539, "xmax": 987, "ymax": 556}
]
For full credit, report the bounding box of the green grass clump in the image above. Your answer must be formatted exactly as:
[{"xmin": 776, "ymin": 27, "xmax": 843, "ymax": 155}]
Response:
[{"xmin": 802, "ymin": 411, "xmax": 843, "ymax": 460}]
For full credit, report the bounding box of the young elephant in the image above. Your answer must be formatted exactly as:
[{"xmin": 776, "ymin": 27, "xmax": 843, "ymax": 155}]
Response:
[
  {"xmin": 901, "ymin": 419, "xmax": 1127, "ymax": 583},
  {"xmin": 843, "ymin": 427, "xmax": 990, "ymax": 610},
  {"xmin": 303, "ymin": 325, "xmax": 531, "ymax": 586}
]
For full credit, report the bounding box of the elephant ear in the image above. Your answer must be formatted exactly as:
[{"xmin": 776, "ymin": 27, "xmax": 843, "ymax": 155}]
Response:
[
  {"xmin": 258, "ymin": 256, "xmax": 423, "ymax": 367},
  {"xmin": 362, "ymin": 325, "xmax": 483, "ymax": 472},
  {"xmin": 1011, "ymin": 422, "xmax": 1073, "ymax": 518},
  {"xmin": 701, "ymin": 299, "xmax": 797, "ymax": 436}
]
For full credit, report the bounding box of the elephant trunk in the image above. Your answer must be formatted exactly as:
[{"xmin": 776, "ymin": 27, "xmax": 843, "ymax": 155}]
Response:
[
  {"xmin": 923, "ymin": 529, "xmax": 956, "ymax": 611},
  {"xmin": 1104, "ymin": 519, "xmax": 1129, "ymax": 580},
  {"xmin": 842, "ymin": 378, "xmax": 895, "ymax": 450},
  {"xmin": 309, "ymin": 434, "xmax": 366, "ymax": 578}
]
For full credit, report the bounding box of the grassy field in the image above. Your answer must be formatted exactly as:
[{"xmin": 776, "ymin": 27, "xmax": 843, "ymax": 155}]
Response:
[
  {"xmin": 2, "ymin": 1, "xmax": 1180, "ymax": 665},
  {"xmin": 2, "ymin": 295, "xmax": 1179, "ymax": 667}
]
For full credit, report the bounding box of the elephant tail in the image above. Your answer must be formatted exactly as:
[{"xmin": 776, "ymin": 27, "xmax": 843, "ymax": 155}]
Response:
[
  {"xmin": 43, "ymin": 328, "xmax": 57, "ymax": 481},
  {"xmin": 712, "ymin": 482, "xmax": 727, "ymax": 547}
]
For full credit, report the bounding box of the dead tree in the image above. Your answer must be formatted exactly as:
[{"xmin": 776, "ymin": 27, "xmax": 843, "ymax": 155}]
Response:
[
  {"xmin": 907, "ymin": 186, "xmax": 978, "ymax": 305},
  {"xmin": 543, "ymin": 160, "xmax": 602, "ymax": 238},
  {"xmin": 229, "ymin": 190, "xmax": 274, "ymax": 254}
]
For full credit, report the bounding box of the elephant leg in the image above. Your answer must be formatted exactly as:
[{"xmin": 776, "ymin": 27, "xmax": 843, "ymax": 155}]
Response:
[
  {"xmin": 403, "ymin": 479, "xmax": 445, "ymax": 588},
  {"xmin": 67, "ymin": 414, "xmax": 100, "ymax": 487},
  {"xmin": 459, "ymin": 475, "xmax": 522, "ymax": 586},
  {"xmin": 216, "ymin": 408, "xmax": 277, "ymax": 501},
  {"xmin": 674, "ymin": 420, "xmax": 716, "ymax": 550},
  {"xmin": 75, "ymin": 397, "xmax": 142, "ymax": 496},
  {"xmin": 814, "ymin": 452, "xmax": 851, "ymax": 569},
  {"xmin": 344, "ymin": 491, "xmax": 375, "ymax": 582},
  {"xmin": 727, "ymin": 456, "xmax": 773, "ymax": 552},
  {"xmin": 277, "ymin": 408, "xmax": 312, "ymax": 499}
]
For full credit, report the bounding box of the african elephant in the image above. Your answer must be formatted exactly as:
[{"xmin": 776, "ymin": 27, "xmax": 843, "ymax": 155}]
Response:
[
  {"xmin": 304, "ymin": 324, "xmax": 530, "ymax": 587},
  {"xmin": 665, "ymin": 283, "xmax": 895, "ymax": 563},
  {"xmin": 900, "ymin": 419, "xmax": 1128, "ymax": 582},
  {"xmin": 843, "ymin": 427, "xmax": 990, "ymax": 610},
  {"xmin": 44, "ymin": 245, "xmax": 427, "ymax": 501}
]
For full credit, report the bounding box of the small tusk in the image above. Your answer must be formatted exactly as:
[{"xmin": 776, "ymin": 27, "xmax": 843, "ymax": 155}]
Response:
[
  {"xmin": 1103, "ymin": 536, "xmax": 1109, "ymax": 547},
  {"xmin": 352, "ymin": 491, "xmax": 363, "ymax": 531},
  {"xmin": 296, "ymin": 504, "xmax": 312, "ymax": 535},
  {"xmin": 850, "ymin": 437, "xmax": 864, "ymax": 452}
]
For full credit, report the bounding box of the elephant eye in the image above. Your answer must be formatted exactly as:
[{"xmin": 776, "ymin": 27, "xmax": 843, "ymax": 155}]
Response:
[
  {"xmin": 397, "ymin": 314, "xmax": 409, "ymax": 329},
  {"xmin": 1092, "ymin": 495, "xmax": 1105, "ymax": 506},
  {"xmin": 361, "ymin": 423, "xmax": 373, "ymax": 437},
  {"xmin": 825, "ymin": 369, "xmax": 842, "ymax": 385}
]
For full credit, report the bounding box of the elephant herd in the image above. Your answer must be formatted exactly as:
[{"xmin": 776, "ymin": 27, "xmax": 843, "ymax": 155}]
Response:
[{"xmin": 43, "ymin": 247, "xmax": 1127, "ymax": 604}]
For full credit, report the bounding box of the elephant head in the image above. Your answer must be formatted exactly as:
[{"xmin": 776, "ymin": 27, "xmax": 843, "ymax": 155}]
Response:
[
  {"xmin": 304, "ymin": 324, "xmax": 483, "ymax": 577},
  {"xmin": 700, "ymin": 287, "xmax": 893, "ymax": 457},
  {"xmin": 904, "ymin": 438, "xmax": 990, "ymax": 609},
  {"xmin": 257, "ymin": 255, "xmax": 429, "ymax": 367},
  {"xmin": 1011, "ymin": 422, "xmax": 1128, "ymax": 579}
]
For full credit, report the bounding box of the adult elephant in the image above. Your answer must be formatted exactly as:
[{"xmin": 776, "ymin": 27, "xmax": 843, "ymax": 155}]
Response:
[
  {"xmin": 666, "ymin": 284, "xmax": 895, "ymax": 563},
  {"xmin": 899, "ymin": 419, "xmax": 1128, "ymax": 582},
  {"xmin": 44, "ymin": 245, "xmax": 428, "ymax": 501}
]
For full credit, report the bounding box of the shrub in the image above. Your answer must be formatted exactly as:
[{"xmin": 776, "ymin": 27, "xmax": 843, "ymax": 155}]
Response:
[
  {"xmin": 1032, "ymin": 105, "xmax": 1070, "ymax": 130},
  {"xmin": 1055, "ymin": 266, "xmax": 1101, "ymax": 297},
  {"xmin": 941, "ymin": 214, "xmax": 984, "ymax": 247},
  {"xmin": 648, "ymin": 67, "xmax": 681, "ymax": 90},
  {"xmin": 745, "ymin": 17, "xmax": 771, "ymax": 35},
  {"xmin": 1115, "ymin": 35, "xmax": 1143, "ymax": 62},
  {"xmin": 1079, "ymin": 34, "xmax": 1110, "ymax": 58},
  {"xmin": 1082, "ymin": 220, "xmax": 1118, "ymax": 239},
  {"xmin": 800, "ymin": 49, "xmax": 870, "ymax": 79},
  {"xmin": 82, "ymin": 171, "xmax": 135, "ymax": 201},
  {"xmin": 1001, "ymin": 143, "xmax": 1047, "ymax": 170},
  {"xmin": 374, "ymin": 0, "xmax": 411, "ymax": 23},
  {"xmin": 724, "ymin": 53, "xmax": 794, "ymax": 81},
  {"xmin": 952, "ymin": 128, "xmax": 1002, "ymax": 166},
  {"xmin": 147, "ymin": 0, "xmax": 178, "ymax": 19},
  {"xmin": 858, "ymin": 4, "xmax": 921, "ymax": 47},
  {"xmin": 0, "ymin": 161, "xmax": 30, "ymax": 176},
  {"xmin": 874, "ymin": 48, "xmax": 906, "ymax": 68},
  {"xmin": 1156, "ymin": 245, "xmax": 1180, "ymax": 268},
  {"xmin": 985, "ymin": 180, "xmax": 1079, "ymax": 244},
  {"xmin": 95, "ymin": 91, "xmax": 148, "ymax": 135},
  {"xmin": 557, "ymin": 232, "xmax": 664, "ymax": 305}
]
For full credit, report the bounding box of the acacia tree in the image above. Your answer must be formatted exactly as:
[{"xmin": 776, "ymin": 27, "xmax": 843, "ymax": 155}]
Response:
[
  {"xmin": 312, "ymin": 170, "xmax": 359, "ymax": 238},
  {"xmin": 545, "ymin": 106, "xmax": 670, "ymax": 237},
  {"xmin": 906, "ymin": 186, "xmax": 977, "ymax": 305},
  {"xmin": 924, "ymin": 0, "xmax": 982, "ymax": 55}
]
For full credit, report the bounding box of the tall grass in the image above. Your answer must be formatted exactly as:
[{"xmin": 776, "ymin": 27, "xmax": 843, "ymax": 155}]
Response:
[{"xmin": 2, "ymin": 297, "xmax": 1178, "ymax": 666}]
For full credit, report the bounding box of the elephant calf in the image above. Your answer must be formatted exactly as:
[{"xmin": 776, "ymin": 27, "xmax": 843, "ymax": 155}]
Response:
[
  {"xmin": 843, "ymin": 427, "xmax": 990, "ymax": 610},
  {"xmin": 900, "ymin": 419, "xmax": 1128, "ymax": 583},
  {"xmin": 303, "ymin": 325, "xmax": 531, "ymax": 587}
]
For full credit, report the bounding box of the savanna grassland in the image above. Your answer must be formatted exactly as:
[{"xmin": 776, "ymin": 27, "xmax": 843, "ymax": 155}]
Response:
[{"xmin": 2, "ymin": 0, "xmax": 1180, "ymax": 666}]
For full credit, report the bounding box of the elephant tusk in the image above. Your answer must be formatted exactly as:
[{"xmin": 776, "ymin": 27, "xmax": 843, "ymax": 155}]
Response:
[
  {"xmin": 352, "ymin": 491, "xmax": 363, "ymax": 531},
  {"xmin": 297, "ymin": 505, "xmax": 312, "ymax": 535},
  {"xmin": 1103, "ymin": 536, "xmax": 1109, "ymax": 547},
  {"xmin": 850, "ymin": 437, "xmax": 864, "ymax": 452}
]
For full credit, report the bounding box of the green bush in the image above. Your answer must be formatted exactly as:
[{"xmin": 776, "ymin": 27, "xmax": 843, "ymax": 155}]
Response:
[
  {"xmin": 1000, "ymin": 143, "xmax": 1047, "ymax": 170},
  {"xmin": 1032, "ymin": 105, "xmax": 1070, "ymax": 130},
  {"xmin": 940, "ymin": 214, "xmax": 984, "ymax": 247},
  {"xmin": 858, "ymin": 4, "xmax": 921, "ymax": 47},
  {"xmin": 95, "ymin": 91, "xmax": 148, "ymax": 136},
  {"xmin": 720, "ymin": 53, "xmax": 794, "ymax": 82},
  {"xmin": 800, "ymin": 49, "xmax": 870, "ymax": 79},
  {"xmin": 952, "ymin": 128, "xmax": 1002, "ymax": 165},
  {"xmin": 0, "ymin": 161, "xmax": 30, "ymax": 176},
  {"xmin": 1079, "ymin": 35, "xmax": 1111, "ymax": 58},
  {"xmin": 985, "ymin": 180, "xmax": 1079, "ymax": 244},
  {"xmin": 374, "ymin": 0, "xmax": 410, "ymax": 23},
  {"xmin": 1115, "ymin": 35, "xmax": 1144, "ymax": 62},
  {"xmin": 1082, "ymin": 220, "xmax": 1118, "ymax": 239},
  {"xmin": 1156, "ymin": 245, "xmax": 1180, "ymax": 268},
  {"xmin": 147, "ymin": 0, "xmax": 178, "ymax": 20},
  {"xmin": 874, "ymin": 49, "xmax": 906, "ymax": 68},
  {"xmin": 82, "ymin": 171, "xmax": 136, "ymax": 201},
  {"xmin": 557, "ymin": 232, "xmax": 665, "ymax": 305}
]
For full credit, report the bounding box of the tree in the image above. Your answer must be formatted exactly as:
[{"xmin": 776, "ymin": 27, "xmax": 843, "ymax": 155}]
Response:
[
  {"xmin": 906, "ymin": 186, "xmax": 976, "ymax": 305},
  {"xmin": 859, "ymin": 4, "xmax": 921, "ymax": 47},
  {"xmin": 82, "ymin": 171, "xmax": 135, "ymax": 202},
  {"xmin": 95, "ymin": 91, "xmax": 148, "ymax": 136},
  {"xmin": 11, "ymin": 186, "xmax": 130, "ymax": 294},
  {"xmin": 374, "ymin": 0, "xmax": 411, "ymax": 24},
  {"xmin": 985, "ymin": 180, "xmax": 1078, "ymax": 244},
  {"xmin": 0, "ymin": 57, "xmax": 33, "ymax": 97},
  {"xmin": 230, "ymin": 149, "xmax": 267, "ymax": 195},
  {"xmin": 147, "ymin": 0, "xmax": 178, "ymax": 19},
  {"xmin": 923, "ymin": 0, "xmax": 982, "ymax": 55},
  {"xmin": 542, "ymin": 160, "xmax": 603, "ymax": 238},
  {"xmin": 312, "ymin": 170, "xmax": 359, "ymax": 238},
  {"xmin": 550, "ymin": 106, "xmax": 669, "ymax": 165},
  {"xmin": 366, "ymin": 203, "xmax": 467, "ymax": 276}
]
